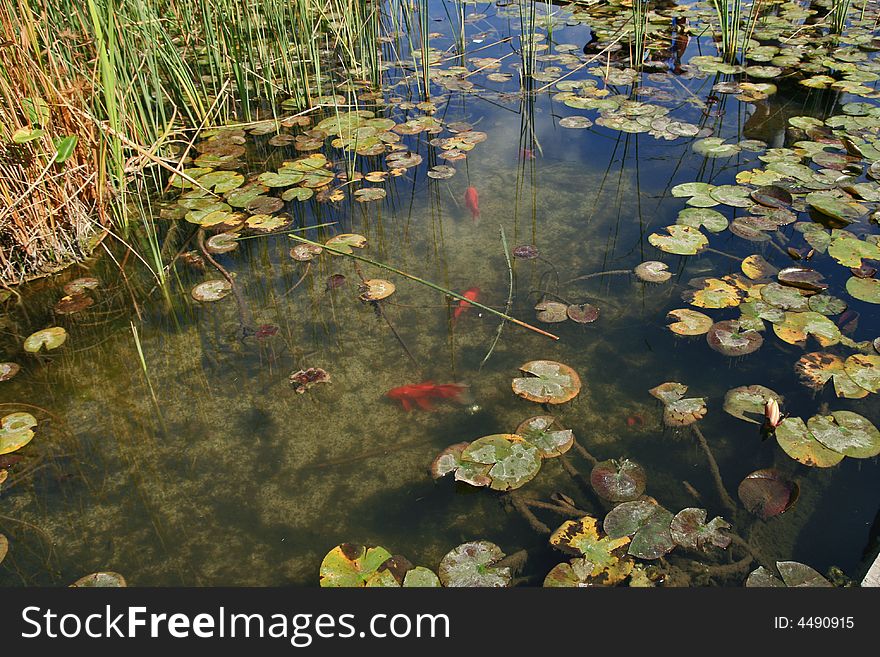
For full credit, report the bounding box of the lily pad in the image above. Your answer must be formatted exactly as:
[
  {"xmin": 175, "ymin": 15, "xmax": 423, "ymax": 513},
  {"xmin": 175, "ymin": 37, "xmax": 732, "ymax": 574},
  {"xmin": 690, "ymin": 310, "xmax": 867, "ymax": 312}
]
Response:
[
  {"xmin": 63, "ymin": 277, "xmax": 100, "ymax": 295},
  {"xmin": 707, "ymin": 320, "xmax": 763, "ymax": 356},
  {"xmin": 402, "ymin": 566, "xmax": 441, "ymax": 588},
  {"xmin": 807, "ymin": 294, "xmax": 847, "ymax": 316},
  {"xmin": 773, "ymin": 312, "xmax": 840, "ymax": 347},
  {"xmin": 776, "ymin": 561, "xmax": 833, "ymax": 587},
  {"xmin": 514, "ymin": 416, "xmax": 573, "ymax": 457},
  {"xmin": 0, "ymin": 534, "xmax": 6, "ymax": 565},
  {"xmin": 430, "ymin": 443, "xmax": 492, "ymax": 487},
  {"xmin": 795, "ymin": 352, "xmax": 867, "ymax": 399},
  {"xmin": 54, "ymin": 294, "xmax": 93, "ymax": 315},
  {"xmin": 843, "ymin": 353, "xmax": 880, "ymax": 393},
  {"xmin": 290, "ymin": 244, "xmax": 322, "ymax": 261},
  {"xmin": 751, "ymin": 185, "xmax": 793, "ymax": 208},
  {"xmin": 0, "ymin": 363, "xmax": 20, "ymax": 382},
  {"xmin": 634, "ymin": 261, "xmax": 671, "ymax": 283},
  {"xmin": 745, "ymin": 566, "xmax": 785, "ymax": 587},
  {"xmin": 289, "ymin": 367, "xmax": 331, "ymax": 394},
  {"xmin": 761, "ymin": 282, "xmax": 809, "ymax": 311},
  {"xmin": 676, "ymin": 208, "xmax": 728, "ymax": 233},
  {"xmin": 590, "ymin": 458, "xmax": 646, "ymax": 502},
  {"xmin": 567, "ymin": 304, "xmax": 599, "ymax": 324},
  {"xmin": 0, "ymin": 412, "xmax": 37, "ymax": 456},
  {"xmin": 741, "ymin": 254, "xmax": 779, "ymax": 280},
  {"xmin": 512, "ymin": 360, "xmax": 581, "ymax": 404},
  {"xmin": 738, "ymin": 469, "xmax": 799, "ymax": 519},
  {"xmin": 205, "ymin": 232, "xmax": 238, "ymax": 254},
  {"xmin": 460, "ymin": 434, "xmax": 542, "ymax": 491},
  {"xmin": 438, "ymin": 541, "xmax": 511, "ymax": 587},
  {"xmin": 684, "ymin": 278, "xmax": 743, "ymax": 309},
  {"xmin": 603, "ymin": 500, "xmax": 675, "ymax": 560},
  {"xmin": 319, "ymin": 544, "xmax": 394, "ymax": 587},
  {"xmin": 549, "ymin": 516, "xmax": 631, "ymax": 580},
  {"xmin": 777, "ymin": 267, "xmax": 827, "ymax": 293},
  {"xmin": 723, "ymin": 385, "xmax": 783, "ymax": 424},
  {"xmin": 191, "ymin": 280, "xmax": 232, "ymax": 302},
  {"xmin": 70, "ymin": 572, "xmax": 127, "ymax": 588},
  {"xmin": 846, "ymin": 276, "xmax": 880, "ymax": 304},
  {"xmin": 325, "ymin": 233, "xmax": 367, "ymax": 254},
  {"xmin": 358, "ymin": 279, "xmax": 396, "ymax": 301},
  {"xmin": 649, "ymin": 382, "xmax": 707, "ymax": 427},
  {"xmin": 806, "ymin": 191, "xmax": 865, "ymax": 223},
  {"xmin": 775, "ymin": 417, "xmax": 845, "ymax": 467},
  {"xmin": 23, "ymin": 327, "xmax": 67, "ymax": 353},
  {"xmin": 543, "ymin": 556, "xmax": 633, "ymax": 587},
  {"xmin": 667, "ymin": 309, "xmax": 713, "ymax": 336},
  {"xmin": 648, "ymin": 225, "xmax": 708, "ymax": 255},
  {"xmin": 693, "ymin": 137, "xmax": 740, "ymax": 158},
  {"xmin": 828, "ymin": 232, "xmax": 880, "ymax": 267},
  {"xmin": 670, "ymin": 508, "xmax": 731, "ymax": 551},
  {"xmin": 534, "ymin": 300, "xmax": 568, "ymax": 323},
  {"xmin": 807, "ymin": 411, "xmax": 880, "ymax": 458}
]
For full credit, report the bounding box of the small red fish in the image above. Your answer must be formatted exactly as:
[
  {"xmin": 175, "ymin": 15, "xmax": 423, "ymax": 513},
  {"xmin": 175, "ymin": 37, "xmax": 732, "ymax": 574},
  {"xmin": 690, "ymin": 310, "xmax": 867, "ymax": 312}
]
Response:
[
  {"xmin": 453, "ymin": 287, "xmax": 480, "ymax": 322},
  {"xmin": 386, "ymin": 381, "xmax": 469, "ymax": 411},
  {"xmin": 626, "ymin": 414, "xmax": 644, "ymax": 427},
  {"xmin": 464, "ymin": 186, "xmax": 480, "ymax": 221}
]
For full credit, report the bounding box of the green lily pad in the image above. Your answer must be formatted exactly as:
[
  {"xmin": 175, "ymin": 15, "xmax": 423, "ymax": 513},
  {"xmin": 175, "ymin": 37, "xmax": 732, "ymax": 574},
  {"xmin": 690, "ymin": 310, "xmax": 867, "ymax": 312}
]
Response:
[
  {"xmin": 806, "ymin": 191, "xmax": 865, "ymax": 223},
  {"xmin": 245, "ymin": 195, "xmax": 284, "ymax": 215},
  {"xmin": 775, "ymin": 417, "xmax": 846, "ymax": 467},
  {"xmin": 70, "ymin": 572, "xmax": 127, "ymax": 587},
  {"xmin": 761, "ymin": 282, "xmax": 809, "ymax": 311},
  {"xmin": 709, "ymin": 185, "xmax": 753, "ymax": 208},
  {"xmin": 512, "ymin": 360, "xmax": 581, "ymax": 404},
  {"xmin": 775, "ymin": 562, "xmax": 833, "ymax": 587},
  {"xmin": 745, "ymin": 566, "xmax": 786, "ymax": 587},
  {"xmin": 634, "ymin": 261, "xmax": 671, "ymax": 283},
  {"xmin": 738, "ymin": 469, "xmax": 799, "ymax": 519},
  {"xmin": 0, "ymin": 412, "xmax": 37, "ymax": 456},
  {"xmin": 828, "ymin": 232, "xmax": 880, "ymax": 267},
  {"xmin": 514, "ymin": 416, "xmax": 574, "ymax": 457},
  {"xmin": 281, "ymin": 187, "xmax": 315, "ymax": 202},
  {"xmin": 196, "ymin": 171, "xmax": 244, "ymax": 194},
  {"xmin": 693, "ymin": 137, "xmax": 740, "ymax": 158},
  {"xmin": 24, "ymin": 327, "xmax": 67, "ymax": 353},
  {"xmin": 402, "ymin": 566, "xmax": 441, "ymax": 587},
  {"xmin": 430, "ymin": 442, "xmax": 492, "ymax": 487},
  {"xmin": 603, "ymin": 500, "xmax": 675, "ymax": 560},
  {"xmin": 670, "ymin": 508, "xmax": 731, "ymax": 551},
  {"xmin": 0, "ymin": 363, "xmax": 20, "ymax": 382},
  {"xmin": 773, "ymin": 311, "xmax": 841, "ymax": 347},
  {"xmin": 590, "ymin": 458, "xmax": 646, "ymax": 502},
  {"xmin": 648, "ymin": 225, "xmax": 708, "ymax": 255},
  {"xmin": 795, "ymin": 352, "xmax": 868, "ymax": 399},
  {"xmin": 807, "ymin": 294, "xmax": 847, "ymax": 316},
  {"xmin": 671, "ymin": 182, "xmax": 715, "ymax": 198},
  {"xmin": 723, "ymin": 385, "xmax": 783, "ymax": 424},
  {"xmin": 846, "ymin": 276, "xmax": 880, "ymax": 303},
  {"xmin": 319, "ymin": 544, "xmax": 394, "ymax": 587},
  {"xmin": 676, "ymin": 208, "xmax": 728, "ymax": 233},
  {"xmin": 257, "ymin": 171, "xmax": 305, "ymax": 187},
  {"xmin": 667, "ymin": 309, "xmax": 713, "ymax": 336},
  {"xmin": 460, "ymin": 434, "xmax": 542, "ymax": 491},
  {"xmin": 737, "ymin": 300, "xmax": 785, "ymax": 331},
  {"xmin": 534, "ymin": 300, "xmax": 568, "ymax": 323},
  {"xmin": 245, "ymin": 214, "xmax": 289, "ymax": 232},
  {"xmin": 438, "ymin": 541, "xmax": 511, "ymax": 587},
  {"xmin": 683, "ymin": 278, "xmax": 743, "ymax": 309},
  {"xmin": 205, "ymin": 232, "xmax": 238, "ymax": 255},
  {"xmin": 543, "ymin": 556, "xmax": 634, "ymax": 587},
  {"xmin": 225, "ymin": 184, "xmax": 269, "ymax": 208},
  {"xmin": 807, "ymin": 411, "xmax": 880, "ymax": 458},
  {"xmin": 649, "ymin": 381, "xmax": 708, "ymax": 427},
  {"xmin": 325, "ymin": 234, "xmax": 367, "ymax": 254},
  {"xmin": 191, "ymin": 280, "xmax": 232, "ymax": 302},
  {"xmin": 843, "ymin": 353, "xmax": 880, "ymax": 393},
  {"xmin": 707, "ymin": 320, "xmax": 764, "ymax": 356}
]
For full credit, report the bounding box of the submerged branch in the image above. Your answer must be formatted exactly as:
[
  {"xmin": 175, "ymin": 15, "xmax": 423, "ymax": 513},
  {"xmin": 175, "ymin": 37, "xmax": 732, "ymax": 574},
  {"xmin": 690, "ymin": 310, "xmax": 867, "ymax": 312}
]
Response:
[{"xmin": 692, "ymin": 423, "xmax": 738, "ymax": 516}]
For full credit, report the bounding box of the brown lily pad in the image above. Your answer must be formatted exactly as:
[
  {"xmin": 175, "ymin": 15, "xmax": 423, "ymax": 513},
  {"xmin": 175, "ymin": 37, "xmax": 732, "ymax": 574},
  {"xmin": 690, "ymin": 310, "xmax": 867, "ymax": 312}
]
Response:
[
  {"xmin": 738, "ymin": 469, "xmax": 799, "ymax": 519},
  {"xmin": 289, "ymin": 367, "xmax": 331, "ymax": 393},
  {"xmin": 706, "ymin": 320, "xmax": 763, "ymax": 356}
]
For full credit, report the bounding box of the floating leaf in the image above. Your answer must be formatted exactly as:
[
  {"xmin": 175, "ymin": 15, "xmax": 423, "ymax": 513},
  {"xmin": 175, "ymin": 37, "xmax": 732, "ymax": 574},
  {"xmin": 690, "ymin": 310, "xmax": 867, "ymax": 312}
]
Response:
[
  {"xmin": 693, "ymin": 137, "xmax": 740, "ymax": 158},
  {"xmin": 795, "ymin": 352, "xmax": 867, "ymax": 399},
  {"xmin": 430, "ymin": 442, "xmax": 492, "ymax": 487},
  {"xmin": 634, "ymin": 261, "xmax": 671, "ymax": 283},
  {"xmin": 807, "ymin": 411, "xmax": 880, "ymax": 458},
  {"xmin": 648, "ymin": 225, "xmax": 708, "ymax": 255},
  {"xmin": 567, "ymin": 303, "xmax": 599, "ymax": 324},
  {"xmin": 460, "ymin": 434, "xmax": 542, "ymax": 491},
  {"xmin": 559, "ymin": 116, "xmax": 593, "ymax": 129},
  {"xmin": 777, "ymin": 267, "xmax": 827, "ymax": 293},
  {"xmin": 723, "ymin": 385, "xmax": 783, "ymax": 424},
  {"xmin": 543, "ymin": 556, "xmax": 633, "ymax": 587},
  {"xmin": 0, "ymin": 363, "xmax": 20, "ymax": 382},
  {"xmin": 806, "ymin": 191, "xmax": 865, "ymax": 223},
  {"xmin": 775, "ymin": 417, "xmax": 845, "ymax": 467},
  {"xmin": 358, "ymin": 279, "xmax": 395, "ymax": 301},
  {"xmin": 70, "ymin": 572, "xmax": 127, "ymax": 588},
  {"xmin": 709, "ymin": 185, "xmax": 752, "ymax": 208},
  {"xmin": 843, "ymin": 353, "xmax": 880, "ymax": 393},
  {"xmin": 776, "ymin": 561, "xmax": 833, "ymax": 587},
  {"xmin": 684, "ymin": 278, "xmax": 743, "ymax": 309},
  {"xmin": 23, "ymin": 327, "xmax": 67, "ymax": 353},
  {"xmin": 738, "ymin": 469, "xmax": 799, "ymax": 519},
  {"xmin": 290, "ymin": 244, "xmax": 322, "ymax": 261},
  {"xmin": 549, "ymin": 516, "xmax": 631, "ymax": 581},
  {"xmin": 807, "ymin": 294, "xmax": 847, "ymax": 316},
  {"xmin": 667, "ymin": 309, "xmax": 713, "ymax": 336},
  {"xmin": 205, "ymin": 232, "xmax": 238, "ymax": 255},
  {"xmin": 191, "ymin": 280, "xmax": 231, "ymax": 302},
  {"xmin": 676, "ymin": 208, "xmax": 728, "ymax": 233},
  {"xmin": 772, "ymin": 311, "xmax": 840, "ymax": 347},
  {"xmin": 534, "ymin": 300, "xmax": 568, "ymax": 323},
  {"xmin": 0, "ymin": 534, "xmax": 6, "ymax": 565},
  {"xmin": 603, "ymin": 500, "xmax": 675, "ymax": 560},
  {"xmin": 745, "ymin": 566, "xmax": 785, "ymax": 587},
  {"xmin": 245, "ymin": 195, "xmax": 284, "ymax": 215},
  {"xmin": 590, "ymin": 459, "xmax": 646, "ymax": 502},
  {"xmin": 289, "ymin": 367, "xmax": 331, "ymax": 394},
  {"xmin": 512, "ymin": 360, "xmax": 581, "ymax": 404},
  {"xmin": 741, "ymin": 254, "xmax": 778, "ymax": 280},
  {"xmin": 0, "ymin": 412, "xmax": 37, "ymax": 456},
  {"xmin": 54, "ymin": 294, "xmax": 93, "ymax": 315},
  {"xmin": 320, "ymin": 544, "xmax": 394, "ymax": 587},
  {"xmin": 761, "ymin": 282, "xmax": 809, "ymax": 311},
  {"xmin": 751, "ymin": 185, "xmax": 792, "ymax": 208},
  {"xmin": 828, "ymin": 232, "xmax": 880, "ymax": 267},
  {"xmin": 438, "ymin": 541, "xmax": 510, "ymax": 587},
  {"xmin": 402, "ymin": 567, "xmax": 441, "ymax": 588},
  {"xmin": 707, "ymin": 320, "xmax": 763, "ymax": 356},
  {"xmin": 846, "ymin": 276, "xmax": 880, "ymax": 304},
  {"xmin": 354, "ymin": 188, "xmax": 387, "ymax": 203},
  {"xmin": 515, "ymin": 416, "xmax": 573, "ymax": 457},
  {"xmin": 325, "ymin": 233, "xmax": 367, "ymax": 254},
  {"xmin": 670, "ymin": 508, "xmax": 731, "ymax": 551}
]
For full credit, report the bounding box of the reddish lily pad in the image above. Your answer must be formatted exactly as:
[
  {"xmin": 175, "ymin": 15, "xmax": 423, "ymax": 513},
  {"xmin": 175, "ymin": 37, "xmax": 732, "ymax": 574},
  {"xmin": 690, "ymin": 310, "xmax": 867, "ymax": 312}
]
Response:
[
  {"xmin": 670, "ymin": 508, "xmax": 731, "ymax": 551},
  {"xmin": 738, "ymin": 469, "xmax": 799, "ymax": 519},
  {"xmin": 603, "ymin": 500, "xmax": 675, "ymax": 560},
  {"xmin": 289, "ymin": 367, "xmax": 331, "ymax": 394},
  {"xmin": 290, "ymin": 244, "xmax": 323, "ymax": 261},
  {"xmin": 590, "ymin": 458, "xmax": 646, "ymax": 502},
  {"xmin": 707, "ymin": 320, "xmax": 763, "ymax": 356},
  {"xmin": 567, "ymin": 304, "xmax": 599, "ymax": 323}
]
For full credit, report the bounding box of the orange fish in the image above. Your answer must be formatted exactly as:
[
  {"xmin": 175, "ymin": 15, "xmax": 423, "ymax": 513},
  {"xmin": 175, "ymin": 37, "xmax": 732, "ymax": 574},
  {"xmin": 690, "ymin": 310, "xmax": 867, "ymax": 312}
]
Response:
[
  {"xmin": 386, "ymin": 381, "xmax": 469, "ymax": 411},
  {"xmin": 453, "ymin": 287, "xmax": 480, "ymax": 322},
  {"xmin": 464, "ymin": 186, "xmax": 480, "ymax": 220}
]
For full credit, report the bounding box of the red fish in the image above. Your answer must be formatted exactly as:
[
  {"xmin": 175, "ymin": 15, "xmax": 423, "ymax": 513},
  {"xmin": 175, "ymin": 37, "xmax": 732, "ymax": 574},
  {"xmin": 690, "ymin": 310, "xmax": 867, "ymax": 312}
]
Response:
[
  {"xmin": 386, "ymin": 381, "xmax": 468, "ymax": 411},
  {"xmin": 464, "ymin": 186, "xmax": 480, "ymax": 220},
  {"xmin": 453, "ymin": 287, "xmax": 480, "ymax": 322}
]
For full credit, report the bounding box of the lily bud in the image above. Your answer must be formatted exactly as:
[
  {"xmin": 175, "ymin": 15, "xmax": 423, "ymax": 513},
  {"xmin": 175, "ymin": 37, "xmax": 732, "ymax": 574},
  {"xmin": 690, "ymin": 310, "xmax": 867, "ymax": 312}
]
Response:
[{"xmin": 764, "ymin": 398, "xmax": 781, "ymax": 428}]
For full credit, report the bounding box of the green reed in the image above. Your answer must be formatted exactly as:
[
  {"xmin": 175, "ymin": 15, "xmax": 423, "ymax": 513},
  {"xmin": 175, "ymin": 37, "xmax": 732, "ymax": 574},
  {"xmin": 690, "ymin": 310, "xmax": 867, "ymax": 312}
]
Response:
[
  {"xmin": 831, "ymin": 0, "xmax": 852, "ymax": 33},
  {"xmin": 710, "ymin": 0, "xmax": 743, "ymax": 63},
  {"xmin": 630, "ymin": 0, "xmax": 649, "ymax": 70}
]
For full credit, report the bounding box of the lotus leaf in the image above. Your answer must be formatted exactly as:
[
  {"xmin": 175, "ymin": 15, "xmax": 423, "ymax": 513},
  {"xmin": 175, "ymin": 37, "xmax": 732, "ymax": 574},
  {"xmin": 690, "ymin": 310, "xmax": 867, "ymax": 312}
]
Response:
[
  {"xmin": 512, "ymin": 360, "xmax": 581, "ymax": 404},
  {"xmin": 460, "ymin": 434, "xmax": 542, "ymax": 491},
  {"xmin": 603, "ymin": 500, "xmax": 675, "ymax": 560},
  {"xmin": 438, "ymin": 541, "xmax": 510, "ymax": 587}
]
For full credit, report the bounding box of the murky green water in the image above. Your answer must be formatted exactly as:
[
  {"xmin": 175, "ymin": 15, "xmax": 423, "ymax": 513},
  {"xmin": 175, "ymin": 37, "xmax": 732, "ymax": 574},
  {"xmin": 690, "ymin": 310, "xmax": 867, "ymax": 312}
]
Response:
[{"xmin": 2, "ymin": 1, "xmax": 879, "ymax": 586}]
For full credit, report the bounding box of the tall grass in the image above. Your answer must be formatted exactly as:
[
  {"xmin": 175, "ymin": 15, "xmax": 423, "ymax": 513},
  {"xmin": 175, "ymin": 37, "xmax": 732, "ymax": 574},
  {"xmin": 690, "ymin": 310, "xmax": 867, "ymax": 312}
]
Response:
[
  {"xmin": 710, "ymin": 0, "xmax": 743, "ymax": 63},
  {"xmin": 831, "ymin": 0, "xmax": 852, "ymax": 33},
  {"xmin": 630, "ymin": 0, "xmax": 649, "ymax": 70}
]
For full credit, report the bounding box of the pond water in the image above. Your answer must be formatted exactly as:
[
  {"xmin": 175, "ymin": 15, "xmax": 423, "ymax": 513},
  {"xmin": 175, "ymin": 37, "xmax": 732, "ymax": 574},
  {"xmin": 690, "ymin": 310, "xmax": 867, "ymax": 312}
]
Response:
[{"xmin": 2, "ymin": 0, "xmax": 880, "ymax": 587}]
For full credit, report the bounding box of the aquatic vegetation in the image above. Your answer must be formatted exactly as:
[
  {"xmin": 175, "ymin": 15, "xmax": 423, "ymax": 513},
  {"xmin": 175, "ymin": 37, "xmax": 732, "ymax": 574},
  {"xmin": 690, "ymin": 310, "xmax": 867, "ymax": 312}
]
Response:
[
  {"xmin": 738, "ymin": 469, "xmax": 799, "ymax": 520},
  {"xmin": 70, "ymin": 572, "xmax": 127, "ymax": 587},
  {"xmin": 512, "ymin": 360, "xmax": 581, "ymax": 404},
  {"xmin": 0, "ymin": 412, "xmax": 37, "ymax": 455},
  {"xmin": 746, "ymin": 562, "xmax": 833, "ymax": 588},
  {"xmin": 23, "ymin": 327, "xmax": 67, "ymax": 353}
]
